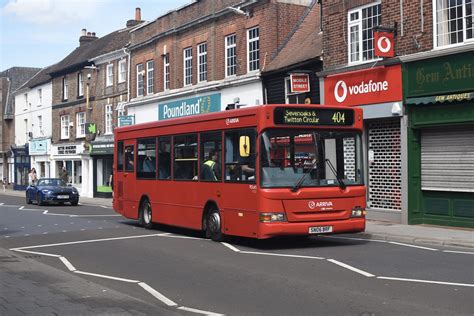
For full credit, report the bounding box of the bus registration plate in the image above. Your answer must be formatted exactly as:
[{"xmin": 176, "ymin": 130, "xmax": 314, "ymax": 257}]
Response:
[{"xmin": 309, "ymin": 226, "xmax": 333, "ymax": 234}]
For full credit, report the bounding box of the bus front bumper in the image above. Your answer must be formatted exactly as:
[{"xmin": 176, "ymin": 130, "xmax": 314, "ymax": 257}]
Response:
[{"xmin": 258, "ymin": 218, "xmax": 366, "ymax": 239}]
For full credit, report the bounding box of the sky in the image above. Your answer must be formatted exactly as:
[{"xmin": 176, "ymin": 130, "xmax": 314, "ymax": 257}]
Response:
[{"xmin": 0, "ymin": 0, "xmax": 191, "ymax": 70}]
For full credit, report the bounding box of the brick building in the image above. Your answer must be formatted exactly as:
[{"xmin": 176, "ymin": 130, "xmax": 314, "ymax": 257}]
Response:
[
  {"xmin": 318, "ymin": 0, "xmax": 473, "ymax": 227},
  {"xmin": 125, "ymin": 0, "xmax": 312, "ymax": 123}
]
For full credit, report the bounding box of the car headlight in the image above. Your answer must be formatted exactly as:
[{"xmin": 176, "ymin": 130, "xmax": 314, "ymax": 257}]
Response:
[
  {"xmin": 259, "ymin": 212, "xmax": 287, "ymax": 222},
  {"xmin": 41, "ymin": 189, "xmax": 51, "ymax": 194},
  {"xmin": 72, "ymin": 190, "xmax": 78, "ymax": 195}
]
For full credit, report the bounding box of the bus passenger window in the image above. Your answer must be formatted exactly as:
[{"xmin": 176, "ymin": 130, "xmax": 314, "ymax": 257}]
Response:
[
  {"xmin": 125, "ymin": 145, "xmax": 134, "ymax": 172},
  {"xmin": 173, "ymin": 134, "xmax": 198, "ymax": 180},
  {"xmin": 137, "ymin": 138, "xmax": 157, "ymax": 179},
  {"xmin": 200, "ymin": 132, "xmax": 222, "ymax": 182},
  {"xmin": 158, "ymin": 137, "xmax": 171, "ymax": 179},
  {"xmin": 224, "ymin": 129, "xmax": 256, "ymax": 182},
  {"xmin": 117, "ymin": 141, "xmax": 124, "ymax": 171}
]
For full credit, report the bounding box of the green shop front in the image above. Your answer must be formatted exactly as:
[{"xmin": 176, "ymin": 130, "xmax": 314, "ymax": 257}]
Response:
[
  {"xmin": 404, "ymin": 51, "xmax": 474, "ymax": 228},
  {"xmin": 89, "ymin": 140, "xmax": 114, "ymax": 198}
]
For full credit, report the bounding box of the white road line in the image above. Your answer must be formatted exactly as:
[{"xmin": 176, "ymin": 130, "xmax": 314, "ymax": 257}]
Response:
[
  {"xmin": 19, "ymin": 206, "xmax": 24, "ymax": 210},
  {"xmin": 60, "ymin": 256, "xmax": 76, "ymax": 271},
  {"xmin": 160, "ymin": 234, "xmax": 205, "ymax": 241},
  {"xmin": 72, "ymin": 214, "xmax": 120, "ymax": 217},
  {"xmin": 177, "ymin": 306, "xmax": 224, "ymax": 316},
  {"xmin": 321, "ymin": 235, "xmax": 387, "ymax": 243},
  {"xmin": 221, "ymin": 242, "xmax": 240, "ymax": 252},
  {"xmin": 138, "ymin": 282, "xmax": 177, "ymax": 306},
  {"xmin": 242, "ymin": 251, "xmax": 325, "ymax": 260},
  {"xmin": 43, "ymin": 210, "xmax": 49, "ymax": 214},
  {"xmin": 443, "ymin": 250, "xmax": 474, "ymax": 255},
  {"xmin": 12, "ymin": 249, "xmax": 61, "ymax": 258},
  {"xmin": 11, "ymin": 233, "xmax": 170, "ymax": 250},
  {"xmin": 388, "ymin": 241, "xmax": 438, "ymax": 251},
  {"xmin": 0, "ymin": 204, "xmax": 22, "ymax": 207},
  {"xmin": 377, "ymin": 276, "xmax": 474, "ymax": 287},
  {"xmin": 75, "ymin": 270, "xmax": 140, "ymax": 283},
  {"xmin": 327, "ymin": 259, "xmax": 375, "ymax": 277},
  {"xmin": 0, "ymin": 202, "xmax": 4, "ymax": 205}
]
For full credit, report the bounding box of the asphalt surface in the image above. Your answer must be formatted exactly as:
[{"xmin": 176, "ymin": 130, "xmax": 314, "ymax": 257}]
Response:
[{"xmin": 1, "ymin": 194, "xmax": 473, "ymax": 315}]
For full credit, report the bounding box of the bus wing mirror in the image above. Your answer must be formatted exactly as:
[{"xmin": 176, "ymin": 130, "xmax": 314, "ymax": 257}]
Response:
[{"xmin": 239, "ymin": 136, "xmax": 250, "ymax": 157}]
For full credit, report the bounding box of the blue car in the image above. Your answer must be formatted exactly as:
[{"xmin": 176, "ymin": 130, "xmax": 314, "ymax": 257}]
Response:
[{"xmin": 26, "ymin": 178, "xmax": 80, "ymax": 206}]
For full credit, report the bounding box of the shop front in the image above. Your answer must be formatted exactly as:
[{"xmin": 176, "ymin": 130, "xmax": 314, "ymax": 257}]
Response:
[
  {"xmin": 29, "ymin": 138, "xmax": 51, "ymax": 179},
  {"xmin": 404, "ymin": 51, "xmax": 474, "ymax": 228},
  {"xmin": 11, "ymin": 145, "xmax": 30, "ymax": 190},
  {"xmin": 51, "ymin": 143, "xmax": 86, "ymax": 194},
  {"xmin": 89, "ymin": 139, "xmax": 114, "ymax": 198},
  {"xmin": 323, "ymin": 64, "xmax": 406, "ymax": 223}
]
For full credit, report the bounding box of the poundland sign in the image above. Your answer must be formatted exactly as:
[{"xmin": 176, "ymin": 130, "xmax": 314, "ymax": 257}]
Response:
[
  {"xmin": 324, "ymin": 65, "xmax": 402, "ymax": 106},
  {"xmin": 158, "ymin": 93, "xmax": 221, "ymax": 120}
]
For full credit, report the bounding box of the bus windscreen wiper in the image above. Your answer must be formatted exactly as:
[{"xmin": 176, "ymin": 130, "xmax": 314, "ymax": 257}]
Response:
[
  {"xmin": 291, "ymin": 158, "xmax": 318, "ymax": 192},
  {"xmin": 325, "ymin": 159, "xmax": 346, "ymax": 190}
]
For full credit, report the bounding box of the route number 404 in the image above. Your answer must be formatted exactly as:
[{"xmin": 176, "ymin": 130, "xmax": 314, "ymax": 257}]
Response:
[{"xmin": 332, "ymin": 112, "xmax": 345, "ymax": 124}]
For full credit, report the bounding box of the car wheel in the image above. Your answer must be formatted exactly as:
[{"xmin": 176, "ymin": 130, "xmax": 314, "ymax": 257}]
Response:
[
  {"xmin": 37, "ymin": 193, "xmax": 45, "ymax": 206},
  {"xmin": 139, "ymin": 199, "xmax": 153, "ymax": 229},
  {"xmin": 206, "ymin": 208, "xmax": 224, "ymax": 242},
  {"xmin": 26, "ymin": 192, "xmax": 32, "ymax": 204}
]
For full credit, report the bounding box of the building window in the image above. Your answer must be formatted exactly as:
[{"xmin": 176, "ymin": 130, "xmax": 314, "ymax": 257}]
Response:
[
  {"xmin": 24, "ymin": 118, "xmax": 28, "ymax": 140},
  {"xmin": 225, "ymin": 34, "xmax": 237, "ymax": 77},
  {"xmin": 183, "ymin": 47, "xmax": 193, "ymax": 86},
  {"xmin": 76, "ymin": 112, "xmax": 85, "ymax": 138},
  {"xmin": 435, "ymin": 0, "xmax": 474, "ymax": 47},
  {"xmin": 24, "ymin": 93, "xmax": 28, "ymax": 108},
  {"xmin": 137, "ymin": 63, "xmax": 144, "ymax": 97},
  {"xmin": 37, "ymin": 88, "xmax": 42, "ymax": 105},
  {"xmin": 146, "ymin": 60, "xmax": 154, "ymax": 95},
  {"xmin": 105, "ymin": 104, "xmax": 113, "ymax": 134},
  {"xmin": 118, "ymin": 59, "xmax": 126, "ymax": 83},
  {"xmin": 78, "ymin": 73, "xmax": 84, "ymax": 97},
  {"xmin": 247, "ymin": 27, "xmax": 260, "ymax": 72},
  {"xmin": 37, "ymin": 115, "xmax": 43, "ymax": 136},
  {"xmin": 198, "ymin": 43, "xmax": 207, "ymax": 83},
  {"xmin": 60, "ymin": 115, "xmax": 70, "ymax": 139},
  {"xmin": 63, "ymin": 76, "xmax": 68, "ymax": 100},
  {"xmin": 164, "ymin": 54, "xmax": 170, "ymax": 90},
  {"xmin": 348, "ymin": 2, "xmax": 381, "ymax": 63},
  {"xmin": 106, "ymin": 64, "xmax": 114, "ymax": 87}
]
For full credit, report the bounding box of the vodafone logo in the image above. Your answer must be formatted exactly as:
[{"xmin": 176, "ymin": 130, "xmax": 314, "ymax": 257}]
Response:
[
  {"xmin": 377, "ymin": 36, "xmax": 391, "ymax": 53},
  {"xmin": 334, "ymin": 80, "xmax": 348, "ymax": 103}
]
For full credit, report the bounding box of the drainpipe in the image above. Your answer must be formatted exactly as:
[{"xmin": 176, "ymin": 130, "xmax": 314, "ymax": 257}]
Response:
[{"xmin": 124, "ymin": 48, "xmax": 131, "ymax": 102}]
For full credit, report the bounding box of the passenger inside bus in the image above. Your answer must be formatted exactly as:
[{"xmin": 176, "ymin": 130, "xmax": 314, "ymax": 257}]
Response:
[{"xmin": 201, "ymin": 150, "xmax": 221, "ymax": 181}]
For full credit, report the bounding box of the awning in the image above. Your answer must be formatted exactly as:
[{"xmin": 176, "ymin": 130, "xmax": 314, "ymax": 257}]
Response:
[{"xmin": 406, "ymin": 91, "xmax": 473, "ymax": 105}]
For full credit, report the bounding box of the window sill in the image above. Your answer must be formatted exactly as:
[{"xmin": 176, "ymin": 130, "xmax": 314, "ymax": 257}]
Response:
[{"xmin": 347, "ymin": 58, "xmax": 382, "ymax": 67}]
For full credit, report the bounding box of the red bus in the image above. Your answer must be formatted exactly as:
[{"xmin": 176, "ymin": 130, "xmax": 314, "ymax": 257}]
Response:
[{"xmin": 113, "ymin": 104, "xmax": 366, "ymax": 241}]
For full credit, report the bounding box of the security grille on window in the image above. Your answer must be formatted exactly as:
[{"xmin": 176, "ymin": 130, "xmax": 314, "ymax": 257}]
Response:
[
  {"xmin": 184, "ymin": 47, "xmax": 193, "ymax": 86},
  {"xmin": 348, "ymin": 3, "xmax": 381, "ymax": 63},
  {"xmin": 105, "ymin": 104, "xmax": 113, "ymax": 134},
  {"xmin": 146, "ymin": 60, "xmax": 154, "ymax": 94},
  {"xmin": 198, "ymin": 43, "xmax": 207, "ymax": 82},
  {"xmin": 61, "ymin": 115, "xmax": 70, "ymax": 139},
  {"xmin": 137, "ymin": 63, "xmax": 144, "ymax": 97},
  {"xmin": 164, "ymin": 54, "xmax": 170, "ymax": 90},
  {"xmin": 118, "ymin": 60, "xmax": 126, "ymax": 83},
  {"xmin": 225, "ymin": 34, "xmax": 237, "ymax": 77},
  {"xmin": 247, "ymin": 27, "xmax": 260, "ymax": 72},
  {"xmin": 435, "ymin": 0, "xmax": 473, "ymax": 47},
  {"xmin": 76, "ymin": 112, "xmax": 85, "ymax": 138},
  {"xmin": 106, "ymin": 64, "xmax": 114, "ymax": 87}
]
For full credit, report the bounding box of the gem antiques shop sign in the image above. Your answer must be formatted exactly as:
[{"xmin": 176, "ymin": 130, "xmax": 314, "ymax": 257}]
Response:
[{"xmin": 406, "ymin": 52, "xmax": 474, "ymax": 97}]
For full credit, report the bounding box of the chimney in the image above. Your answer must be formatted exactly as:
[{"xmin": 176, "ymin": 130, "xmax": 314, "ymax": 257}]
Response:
[
  {"xmin": 79, "ymin": 29, "xmax": 98, "ymax": 46},
  {"xmin": 127, "ymin": 7, "xmax": 143, "ymax": 28}
]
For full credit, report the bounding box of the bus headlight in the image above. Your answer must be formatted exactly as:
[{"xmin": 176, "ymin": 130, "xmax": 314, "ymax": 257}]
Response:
[
  {"xmin": 351, "ymin": 206, "xmax": 366, "ymax": 217},
  {"xmin": 260, "ymin": 212, "xmax": 287, "ymax": 222}
]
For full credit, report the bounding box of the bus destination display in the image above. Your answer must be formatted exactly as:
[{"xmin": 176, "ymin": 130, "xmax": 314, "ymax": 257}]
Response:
[{"xmin": 274, "ymin": 107, "xmax": 354, "ymax": 126}]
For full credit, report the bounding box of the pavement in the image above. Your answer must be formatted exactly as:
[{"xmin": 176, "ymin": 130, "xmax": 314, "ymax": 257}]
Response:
[{"xmin": 1, "ymin": 187, "xmax": 473, "ymax": 249}]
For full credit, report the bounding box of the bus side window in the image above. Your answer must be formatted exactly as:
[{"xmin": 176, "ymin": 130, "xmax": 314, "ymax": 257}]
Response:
[
  {"xmin": 224, "ymin": 129, "xmax": 256, "ymax": 182},
  {"xmin": 158, "ymin": 137, "xmax": 171, "ymax": 180},
  {"xmin": 117, "ymin": 141, "xmax": 124, "ymax": 171},
  {"xmin": 200, "ymin": 131, "xmax": 222, "ymax": 182},
  {"xmin": 125, "ymin": 145, "xmax": 135, "ymax": 172},
  {"xmin": 137, "ymin": 138, "xmax": 157, "ymax": 179},
  {"xmin": 174, "ymin": 134, "xmax": 198, "ymax": 180}
]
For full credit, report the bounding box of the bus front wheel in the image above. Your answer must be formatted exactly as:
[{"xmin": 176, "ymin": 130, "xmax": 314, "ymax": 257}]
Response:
[
  {"xmin": 206, "ymin": 208, "xmax": 224, "ymax": 242},
  {"xmin": 139, "ymin": 199, "xmax": 153, "ymax": 229}
]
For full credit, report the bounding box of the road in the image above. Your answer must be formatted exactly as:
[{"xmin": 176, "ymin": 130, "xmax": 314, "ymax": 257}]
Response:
[{"xmin": 1, "ymin": 194, "xmax": 473, "ymax": 315}]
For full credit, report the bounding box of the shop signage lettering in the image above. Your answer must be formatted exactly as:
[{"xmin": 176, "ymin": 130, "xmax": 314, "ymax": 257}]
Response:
[
  {"xmin": 158, "ymin": 93, "xmax": 221, "ymax": 120},
  {"xmin": 290, "ymin": 74, "xmax": 310, "ymax": 93},
  {"xmin": 58, "ymin": 145, "xmax": 77, "ymax": 155},
  {"xmin": 324, "ymin": 65, "xmax": 402, "ymax": 106},
  {"xmin": 119, "ymin": 115, "xmax": 135, "ymax": 127},
  {"xmin": 434, "ymin": 92, "xmax": 472, "ymax": 102}
]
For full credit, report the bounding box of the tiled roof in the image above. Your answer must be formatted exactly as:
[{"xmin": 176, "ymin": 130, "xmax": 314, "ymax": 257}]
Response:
[
  {"xmin": 263, "ymin": 3, "xmax": 322, "ymax": 73},
  {"xmin": 18, "ymin": 64, "xmax": 56, "ymax": 90},
  {"xmin": 47, "ymin": 29, "xmax": 131, "ymax": 75}
]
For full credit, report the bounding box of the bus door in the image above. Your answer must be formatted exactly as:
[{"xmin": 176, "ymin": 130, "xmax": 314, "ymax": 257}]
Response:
[{"xmin": 117, "ymin": 140, "xmax": 137, "ymax": 219}]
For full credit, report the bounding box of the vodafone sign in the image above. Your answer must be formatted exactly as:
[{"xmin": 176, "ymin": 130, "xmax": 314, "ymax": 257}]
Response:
[
  {"xmin": 324, "ymin": 65, "xmax": 402, "ymax": 106},
  {"xmin": 374, "ymin": 31, "xmax": 395, "ymax": 58}
]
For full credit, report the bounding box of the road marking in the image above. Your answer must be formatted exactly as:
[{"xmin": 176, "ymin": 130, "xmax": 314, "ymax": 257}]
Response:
[
  {"xmin": 75, "ymin": 270, "xmax": 140, "ymax": 283},
  {"xmin": 321, "ymin": 235, "xmax": 387, "ymax": 243},
  {"xmin": 221, "ymin": 242, "xmax": 240, "ymax": 252},
  {"xmin": 60, "ymin": 256, "xmax": 76, "ymax": 271},
  {"xmin": 177, "ymin": 306, "xmax": 224, "ymax": 316},
  {"xmin": 327, "ymin": 259, "xmax": 375, "ymax": 277},
  {"xmin": 160, "ymin": 234, "xmax": 205, "ymax": 240},
  {"xmin": 0, "ymin": 204, "xmax": 22, "ymax": 207},
  {"xmin": 242, "ymin": 251, "xmax": 325, "ymax": 260},
  {"xmin": 377, "ymin": 276, "xmax": 474, "ymax": 287},
  {"xmin": 12, "ymin": 249, "xmax": 61, "ymax": 258},
  {"xmin": 138, "ymin": 282, "xmax": 177, "ymax": 306},
  {"xmin": 388, "ymin": 241, "xmax": 438, "ymax": 251},
  {"xmin": 43, "ymin": 210, "xmax": 49, "ymax": 214},
  {"xmin": 0, "ymin": 202, "xmax": 3, "ymax": 205},
  {"xmin": 72, "ymin": 214, "xmax": 120, "ymax": 217},
  {"xmin": 19, "ymin": 206, "xmax": 24, "ymax": 210},
  {"xmin": 443, "ymin": 250, "xmax": 474, "ymax": 255}
]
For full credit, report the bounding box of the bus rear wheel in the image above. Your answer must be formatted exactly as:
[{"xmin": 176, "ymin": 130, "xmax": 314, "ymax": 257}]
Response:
[
  {"xmin": 139, "ymin": 199, "xmax": 153, "ymax": 229},
  {"xmin": 206, "ymin": 208, "xmax": 224, "ymax": 242}
]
